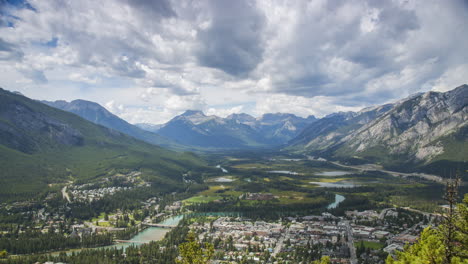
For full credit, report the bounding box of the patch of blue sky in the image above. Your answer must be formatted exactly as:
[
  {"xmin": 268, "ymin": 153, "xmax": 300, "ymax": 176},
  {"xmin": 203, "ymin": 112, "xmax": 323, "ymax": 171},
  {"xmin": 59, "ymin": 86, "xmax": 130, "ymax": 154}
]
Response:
[
  {"xmin": 1, "ymin": 0, "xmax": 36, "ymax": 27},
  {"xmin": 45, "ymin": 37, "xmax": 58, "ymax": 48},
  {"xmin": 3, "ymin": 0, "xmax": 36, "ymax": 12}
]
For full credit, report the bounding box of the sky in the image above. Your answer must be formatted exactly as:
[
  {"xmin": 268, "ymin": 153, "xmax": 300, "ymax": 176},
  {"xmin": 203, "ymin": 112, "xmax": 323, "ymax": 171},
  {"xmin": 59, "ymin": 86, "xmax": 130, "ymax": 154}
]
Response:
[{"xmin": 0, "ymin": 0, "xmax": 467, "ymax": 124}]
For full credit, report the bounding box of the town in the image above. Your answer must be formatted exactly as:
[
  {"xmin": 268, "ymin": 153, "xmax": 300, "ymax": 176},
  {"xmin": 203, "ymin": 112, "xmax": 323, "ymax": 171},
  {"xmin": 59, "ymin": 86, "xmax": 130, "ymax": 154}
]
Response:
[{"xmin": 185, "ymin": 206, "xmax": 433, "ymax": 264}]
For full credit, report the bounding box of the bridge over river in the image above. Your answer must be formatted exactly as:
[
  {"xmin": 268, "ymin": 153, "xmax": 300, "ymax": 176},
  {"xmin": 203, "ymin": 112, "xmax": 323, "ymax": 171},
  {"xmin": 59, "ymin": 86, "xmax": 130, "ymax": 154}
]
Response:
[
  {"xmin": 141, "ymin": 223, "xmax": 177, "ymax": 228},
  {"xmin": 114, "ymin": 239, "xmax": 145, "ymax": 244}
]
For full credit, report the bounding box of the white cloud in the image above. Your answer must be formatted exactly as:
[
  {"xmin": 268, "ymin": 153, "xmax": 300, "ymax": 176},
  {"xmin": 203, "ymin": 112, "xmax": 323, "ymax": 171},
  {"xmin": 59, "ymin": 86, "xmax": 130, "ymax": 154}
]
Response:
[
  {"xmin": 104, "ymin": 100, "xmax": 125, "ymax": 114},
  {"xmin": 206, "ymin": 105, "xmax": 244, "ymax": 117},
  {"xmin": 255, "ymin": 94, "xmax": 363, "ymax": 118},
  {"xmin": 429, "ymin": 64, "xmax": 468, "ymax": 92},
  {"xmin": 164, "ymin": 94, "xmax": 206, "ymax": 111},
  {"xmin": 69, "ymin": 73, "xmax": 99, "ymax": 84},
  {"xmin": 0, "ymin": 0, "xmax": 466, "ymax": 124}
]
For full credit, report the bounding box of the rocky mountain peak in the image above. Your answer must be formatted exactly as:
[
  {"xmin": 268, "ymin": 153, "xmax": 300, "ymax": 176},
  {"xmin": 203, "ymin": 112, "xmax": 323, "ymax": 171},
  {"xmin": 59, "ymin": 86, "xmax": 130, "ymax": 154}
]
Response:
[{"xmin": 181, "ymin": 110, "xmax": 205, "ymax": 117}]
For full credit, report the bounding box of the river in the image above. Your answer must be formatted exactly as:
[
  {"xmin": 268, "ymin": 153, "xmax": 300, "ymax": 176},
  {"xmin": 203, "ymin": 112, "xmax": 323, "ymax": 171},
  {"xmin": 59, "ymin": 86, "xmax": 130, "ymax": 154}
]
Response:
[
  {"xmin": 50, "ymin": 195, "xmax": 345, "ymax": 256},
  {"xmin": 51, "ymin": 215, "xmax": 183, "ymax": 256},
  {"xmin": 327, "ymin": 194, "xmax": 345, "ymax": 209}
]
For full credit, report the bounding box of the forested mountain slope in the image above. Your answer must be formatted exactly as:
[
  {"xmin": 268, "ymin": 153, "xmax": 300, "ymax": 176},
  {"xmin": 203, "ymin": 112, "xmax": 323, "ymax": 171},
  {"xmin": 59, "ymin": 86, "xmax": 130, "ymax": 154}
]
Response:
[{"xmin": 0, "ymin": 88, "xmax": 205, "ymax": 202}]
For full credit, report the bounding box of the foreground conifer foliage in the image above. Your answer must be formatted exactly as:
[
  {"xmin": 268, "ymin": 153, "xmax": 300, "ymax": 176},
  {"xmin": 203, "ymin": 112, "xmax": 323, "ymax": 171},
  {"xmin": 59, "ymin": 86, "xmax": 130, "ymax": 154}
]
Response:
[{"xmin": 387, "ymin": 180, "xmax": 468, "ymax": 264}]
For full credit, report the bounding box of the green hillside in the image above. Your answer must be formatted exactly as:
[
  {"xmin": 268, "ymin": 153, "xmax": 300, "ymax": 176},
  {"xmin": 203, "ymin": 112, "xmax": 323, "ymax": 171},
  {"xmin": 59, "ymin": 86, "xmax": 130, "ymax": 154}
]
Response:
[{"xmin": 0, "ymin": 88, "xmax": 206, "ymax": 202}]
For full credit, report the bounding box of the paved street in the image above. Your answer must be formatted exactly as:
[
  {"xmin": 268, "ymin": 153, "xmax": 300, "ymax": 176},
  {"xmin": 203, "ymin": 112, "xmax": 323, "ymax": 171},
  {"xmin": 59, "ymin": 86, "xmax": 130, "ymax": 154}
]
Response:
[{"xmin": 344, "ymin": 220, "xmax": 358, "ymax": 264}]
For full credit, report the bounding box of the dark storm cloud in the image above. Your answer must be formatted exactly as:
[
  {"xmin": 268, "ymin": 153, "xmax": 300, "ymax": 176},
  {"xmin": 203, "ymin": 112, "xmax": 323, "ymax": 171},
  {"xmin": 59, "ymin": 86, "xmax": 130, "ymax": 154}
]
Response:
[
  {"xmin": 118, "ymin": 0, "xmax": 176, "ymax": 18},
  {"xmin": 196, "ymin": 0, "xmax": 265, "ymax": 77},
  {"xmin": 342, "ymin": 1, "xmax": 420, "ymax": 69},
  {"xmin": 0, "ymin": 38, "xmax": 23, "ymax": 60}
]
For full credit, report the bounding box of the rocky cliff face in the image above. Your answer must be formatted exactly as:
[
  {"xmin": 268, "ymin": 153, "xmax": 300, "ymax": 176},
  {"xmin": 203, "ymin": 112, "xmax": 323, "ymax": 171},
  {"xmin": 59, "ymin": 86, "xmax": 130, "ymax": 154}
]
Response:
[
  {"xmin": 288, "ymin": 85, "xmax": 467, "ymax": 168},
  {"xmin": 341, "ymin": 85, "xmax": 467, "ymax": 163},
  {"xmin": 288, "ymin": 105, "xmax": 392, "ymax": 151},
  {"xmin": 0, "ymin": 92, "xmax": 84, "ymax": 153}
]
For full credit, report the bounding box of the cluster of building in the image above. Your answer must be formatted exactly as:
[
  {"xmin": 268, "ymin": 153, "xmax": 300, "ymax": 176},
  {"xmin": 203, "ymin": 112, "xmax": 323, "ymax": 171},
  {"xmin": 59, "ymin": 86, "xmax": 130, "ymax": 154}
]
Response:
[
  {"xmin": 69, "ymin": 186, "xmax": 132, "ymax": 202},
  {"xmin": 350, "ymin": 224, "xmax": 390, "ymax": 240},
  {"xmin": 164, "ymin": 201, "xmax": 182, "ymax": 212},
  {"xmin": 68, "ymin": 171, "xmax": 150, "ymax": 202},
  {"xmin": 239, "ymin": 193, "xmax": 277, "ymax": 201},
  {"xmin": 184, "ymin": 207, "xmax": 431, "ymax": 263},
  {"xmin": 190, "ymin": 214, "xmax": 352, "ymax": 263}
]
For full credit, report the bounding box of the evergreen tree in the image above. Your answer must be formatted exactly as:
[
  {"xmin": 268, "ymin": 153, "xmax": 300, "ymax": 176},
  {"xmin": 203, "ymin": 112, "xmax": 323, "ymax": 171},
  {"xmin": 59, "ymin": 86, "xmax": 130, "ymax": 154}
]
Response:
[
  {"xmin": 312, "ymin": 256, "xmax": 331, "ymax": 264},
  {"xmin": 177, "ymin": 231, "xmax": 214, "ymax": 264},
  {"xmin": 387, "ymin": 176, "xmax": 468, "ymax": 264}
]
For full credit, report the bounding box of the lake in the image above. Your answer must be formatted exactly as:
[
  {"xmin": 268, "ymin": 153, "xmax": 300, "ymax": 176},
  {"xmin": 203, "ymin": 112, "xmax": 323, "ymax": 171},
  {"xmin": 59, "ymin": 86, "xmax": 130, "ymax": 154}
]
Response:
[
  {"xmin": 211, "ymin": 176, "xmax": 235, "ymax": 182},
  {"xmin": 315, "ymin": 171, "xmax": 351, "ymax": 176},
  {"xmin": 309, "ymin": 180, "xmax": 358, "ymax": 188},
  {"xmin": 216, "ymin": 165, "xmax": 228, "ymax": 173},
  {"xmin": 268, "ymin": 170, "xmax": 300, "ymax": 175}
]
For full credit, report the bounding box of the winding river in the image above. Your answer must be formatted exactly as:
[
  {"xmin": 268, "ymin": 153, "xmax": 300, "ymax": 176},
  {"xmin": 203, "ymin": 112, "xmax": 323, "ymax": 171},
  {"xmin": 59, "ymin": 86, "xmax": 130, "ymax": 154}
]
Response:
[{"xmin": 51, "ymin": 215, "xmax": 183, "ymax": 256}]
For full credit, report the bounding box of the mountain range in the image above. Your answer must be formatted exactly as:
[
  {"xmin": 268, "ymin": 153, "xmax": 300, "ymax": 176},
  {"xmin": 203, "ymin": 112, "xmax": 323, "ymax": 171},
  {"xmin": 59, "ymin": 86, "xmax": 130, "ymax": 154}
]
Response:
[
  {"xmin": 289, "ymin": 84, "xmax": 468, "ymax": 173},
  {"xmin": 0, "ymin": 88, "xmax": 204, "ymax": 202},
  {"xmin": 43, "ymin": 99, "xmax": 181, "ymax": 149},
  {"xmin": 43, "ymin": 85, "xmax": 467, "ymax": 173},
  {"xmin": 43, "ymin": 100, "xmax": 316, "ymax": 150},
  {"xmin": 150, "ymin": 110, "xmax": 317, "ymax": 149},
  {"xmin": 1, "ymin": 84, "xmax": 465, "ymax": 198}
]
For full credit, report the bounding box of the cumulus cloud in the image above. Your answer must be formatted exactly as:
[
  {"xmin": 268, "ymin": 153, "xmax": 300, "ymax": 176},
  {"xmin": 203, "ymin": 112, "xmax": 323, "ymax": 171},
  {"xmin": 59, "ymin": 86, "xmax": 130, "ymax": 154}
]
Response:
[
  {"xmin": 195, "ymin": 0, "xmax": 266, "ymax": 77},
  {"xmin": 206, "ymin": 105, "xmax": 244, "ymax": 117},
  {"xmin": 163, "ymin": 94, "xmax": 206, "ymax": 111},
  {"xmin": 0, "ymin": 38, "xmax": 24, "ymax": 60},
  {"xmin": 16, "ymin": 66, "xmax": 48, "ymax": 84},
  {"xmin": 255, "ymin": 94, "xmax": 363, "ymax": 118},
  {"xmin": 429, "ymin": 64, "xmax": 468, "ymax": 92},
  {"xmin": 105, "ymin": 100, "xmax": 125, "ymax": 114},
  {"xmin": 0, "ymin": 0, "xmax": 467, "ymax": 123},
  {"xmin": 68, "ymin": 73, "xmax": 99, "ymax": 84}
]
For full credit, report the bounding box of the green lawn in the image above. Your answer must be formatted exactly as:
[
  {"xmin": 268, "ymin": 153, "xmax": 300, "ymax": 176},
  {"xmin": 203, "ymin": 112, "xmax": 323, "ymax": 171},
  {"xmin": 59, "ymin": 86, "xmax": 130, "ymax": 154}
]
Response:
[
  {"xmin": 355, "ymin": 241, "xmax": 385, "ymax": 250},
  {"xmin": 183, "ymin": 195, "xmax": 222, "ymax": 204}
]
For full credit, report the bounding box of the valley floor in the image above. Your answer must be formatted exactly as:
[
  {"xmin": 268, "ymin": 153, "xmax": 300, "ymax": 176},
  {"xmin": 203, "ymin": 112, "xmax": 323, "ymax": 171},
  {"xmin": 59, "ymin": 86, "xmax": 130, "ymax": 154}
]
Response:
[{"xmin": 1, "ymin": 153, "xmax": 464, "ymax": 264}]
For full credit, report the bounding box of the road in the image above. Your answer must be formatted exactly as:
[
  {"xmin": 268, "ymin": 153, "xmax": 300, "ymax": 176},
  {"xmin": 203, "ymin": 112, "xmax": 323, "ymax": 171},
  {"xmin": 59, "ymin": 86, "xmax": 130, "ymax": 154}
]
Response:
[
  {"xmin": 344, "ymin": 220, "xmax": 358, "ymax": 264},
  {"xmin": 273, "ymin": 227, "xmax": 289, "ymax": 255},
  {"xmin": 388, "ymin": 221, "xmax": 423, "ymax": 245},
  {"xmin": 61, "ymin": 185, "xmax": 71, "ymax": 203},
  {"xmin": 312, "ymin": 157, "xmax": 448, "ymax": 184}
]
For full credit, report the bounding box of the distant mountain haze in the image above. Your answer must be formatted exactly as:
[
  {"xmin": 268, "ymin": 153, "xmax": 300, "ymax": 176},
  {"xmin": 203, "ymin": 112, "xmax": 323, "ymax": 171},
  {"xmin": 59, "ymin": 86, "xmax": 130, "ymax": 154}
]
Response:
[
  {"xmin": 154, "ymin": 110, "xmax": 317, "ymax": 149},
  {"xmin": 43, "ymin": 99, "xmax": 181, "ymax": 149},
  {"xmin": 43, "ymin": 99, "xmax": 318, "ymax": 150}
]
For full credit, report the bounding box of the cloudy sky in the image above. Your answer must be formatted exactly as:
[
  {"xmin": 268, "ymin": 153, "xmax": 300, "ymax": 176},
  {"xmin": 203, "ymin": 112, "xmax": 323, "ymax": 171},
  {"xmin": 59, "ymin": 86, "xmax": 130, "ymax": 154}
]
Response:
[{"xmin": 1, "ymin": 0, "xmax": 467, "ymax": 124}]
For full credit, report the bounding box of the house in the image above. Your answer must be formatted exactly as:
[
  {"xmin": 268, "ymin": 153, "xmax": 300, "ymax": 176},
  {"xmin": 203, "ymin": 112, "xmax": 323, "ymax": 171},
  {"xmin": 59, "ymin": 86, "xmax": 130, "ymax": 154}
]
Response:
[{"xmin": 374, "ymin": 230, "xmax": 390, "ymax": 239}]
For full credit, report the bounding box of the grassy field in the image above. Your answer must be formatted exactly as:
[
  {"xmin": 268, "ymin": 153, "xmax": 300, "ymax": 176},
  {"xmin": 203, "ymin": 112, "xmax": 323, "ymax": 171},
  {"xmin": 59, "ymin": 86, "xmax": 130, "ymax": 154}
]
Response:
[
  {"xmin": 355, "ymin": 241, "xmax": 385, "ymax": 250},
  {"xmin": 183, "ymin": 195, "xmax": 222, "ymax": 204},
  {"xmin": 189, "ymin": 153, "xmax": 451, "ymax": 213}
]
